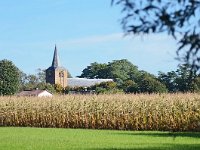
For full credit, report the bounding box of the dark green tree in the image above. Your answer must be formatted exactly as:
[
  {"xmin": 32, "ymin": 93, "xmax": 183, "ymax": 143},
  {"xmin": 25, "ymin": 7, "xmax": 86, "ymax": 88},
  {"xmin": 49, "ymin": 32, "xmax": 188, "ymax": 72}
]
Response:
[
  {"xmin": 79, "ymin": 59, "xmax": 168, "ymax": 93},
  {"xmin": 0, "ymin": 59, "xmax": 20, "ymax": 95},
  {"xmin": 79, "ymin": 59, "xmax": 140, "ymax": 86},
  {"xmin": 121, "ymin": 80, "xmax": 138, "ymax": 93},
  {"xmin": 79, "ymin": 62, "xmax": 108, "ymax": 79},
  {"xmin": 137, "ymin": 71, "xmax": 168, "ymax": 93},
  {"xmin": 112, "ymin": 0, "xmax": 200, "ymax": 70},
  {"xmin": 91, "ymin": 81, "xmax": 123, "ymax": 94},
  {"xmin": 175, "ymin": 64, "xmax": 195, "ymax": 92},
  {"xmin": 106, "ymin": 59, "xmax": 140, "ymax": 82},
  {"xmin": 159, "ymin": 64, "xmax": 200, "ymax": 92},
  {"xmin": 192, "ymin": 76, "xmax": 200, "ymax": 92},
  {"xmin": 158, "ymin": 71, "xmax": 179, "ymax": 92}
]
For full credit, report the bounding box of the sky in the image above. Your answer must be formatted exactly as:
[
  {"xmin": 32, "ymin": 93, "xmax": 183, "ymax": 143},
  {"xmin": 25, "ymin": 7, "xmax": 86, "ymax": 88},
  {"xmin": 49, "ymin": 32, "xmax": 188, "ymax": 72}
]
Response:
[{"xmin": 0, "ymin": 0, "xmax": 180, "ymax": 77}]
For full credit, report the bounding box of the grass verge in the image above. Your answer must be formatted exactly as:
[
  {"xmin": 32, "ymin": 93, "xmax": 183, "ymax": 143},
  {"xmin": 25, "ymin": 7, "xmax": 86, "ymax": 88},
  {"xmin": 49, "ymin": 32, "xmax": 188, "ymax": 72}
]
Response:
[{"xmin": 0, "ymin": 127, "xmax": 200, "ymax": 150}]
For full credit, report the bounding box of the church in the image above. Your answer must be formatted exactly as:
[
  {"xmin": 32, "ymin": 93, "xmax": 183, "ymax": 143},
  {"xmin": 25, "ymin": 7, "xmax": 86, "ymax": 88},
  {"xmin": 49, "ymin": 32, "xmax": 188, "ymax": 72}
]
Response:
[{"xmin": 46, "ymin": 46, "xmax": 113, "ymax": 88}]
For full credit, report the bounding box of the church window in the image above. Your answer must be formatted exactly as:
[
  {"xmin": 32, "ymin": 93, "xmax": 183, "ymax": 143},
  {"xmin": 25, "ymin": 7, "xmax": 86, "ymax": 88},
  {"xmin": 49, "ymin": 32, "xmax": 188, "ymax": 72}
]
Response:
[{"xmin": 59, "ymin": 71, "xmax": 64, "ymax": 77}]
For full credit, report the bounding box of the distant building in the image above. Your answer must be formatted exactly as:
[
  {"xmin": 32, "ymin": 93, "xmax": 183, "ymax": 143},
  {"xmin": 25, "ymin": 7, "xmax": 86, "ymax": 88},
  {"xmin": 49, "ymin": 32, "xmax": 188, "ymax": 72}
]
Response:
[
  {"xmin": 46, "ymin": 46, "xmax": 113, "ymax": 88},
  {"xmin": 17, "ymin": 90, "xmax": 53, "ymax": 97},
  {"xmin": 67, "ymin": 78, "xmax": 113, "ymax": 87},
  {"xmin": 46, "ymin": 45, "xmax": 68, "ymax": 88}
]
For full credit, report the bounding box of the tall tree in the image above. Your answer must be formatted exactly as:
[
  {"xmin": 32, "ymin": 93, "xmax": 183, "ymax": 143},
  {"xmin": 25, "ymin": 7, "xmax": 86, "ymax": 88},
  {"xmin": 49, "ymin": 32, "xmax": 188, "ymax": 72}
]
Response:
[
  {"xmin": 112, "ymin": 0, "xmax": 200, "ymax": 70},
  {"xmin": 79, "ymin": 62, "xmax": 108, "ymax": 79},
  {"xmin": 79, "ymin": 59, "xmax": 140, "ymax": 84},
  {"xmin": 0, "ymin": 59, "xmax": 20, "ymax": 95},
  {"xmin": 158, "ymin": 71, "xmax": 179, "ymax": 92},
  {"xmin": 137, "ymin": 72, "xmax": 168, "ymax": 93},
  {"xmin": 36, "ymin": 68, "xmax": 46, "ymax": 83},
  {"xmin": 79, "ymin": 59, "xmax": 167, "ymax": 93},
  {"xmin": 106, "ymin": 59, "xmax": 139, "ymax": 82},
  {"xmin": 158, "ymin": 64, "xmax": 200, "ymax": 92}
]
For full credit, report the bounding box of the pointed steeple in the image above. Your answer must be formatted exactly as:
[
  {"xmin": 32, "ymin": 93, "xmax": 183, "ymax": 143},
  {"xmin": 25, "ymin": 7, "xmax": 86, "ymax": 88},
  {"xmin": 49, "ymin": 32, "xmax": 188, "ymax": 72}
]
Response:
[
  {"xmin": 51, "ymin": 45, "xmax": 61, "ymax": 68},
  {"xmin": 46, "ymin": 45, "xmax": 67, "ymax": 87}
]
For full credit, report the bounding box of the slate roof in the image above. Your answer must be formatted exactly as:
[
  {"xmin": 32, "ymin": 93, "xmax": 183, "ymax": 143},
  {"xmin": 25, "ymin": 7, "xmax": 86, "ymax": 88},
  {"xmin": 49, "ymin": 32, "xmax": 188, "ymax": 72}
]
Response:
[
  {"xmin": 52, "ymin": 45, "xmax": 61, "ymax": 68},
  {"xmin": 67, "ymin": 78, "xmax": 113, "ymax": 87},
  {"xmin": 46, "ymin": 45, "xmax": 66, "ymax": 71}
]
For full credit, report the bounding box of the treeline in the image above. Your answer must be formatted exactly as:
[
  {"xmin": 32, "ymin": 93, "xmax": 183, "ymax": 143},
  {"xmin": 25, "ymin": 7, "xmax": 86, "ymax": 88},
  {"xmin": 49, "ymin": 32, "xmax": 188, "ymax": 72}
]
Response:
[
  {"xmin": 0, "ymin": 59, "xmax": 199, "ymax": 95},
  {"xmin": 77, "ymin": 59, "xmax": 200, "ymax": 94}
]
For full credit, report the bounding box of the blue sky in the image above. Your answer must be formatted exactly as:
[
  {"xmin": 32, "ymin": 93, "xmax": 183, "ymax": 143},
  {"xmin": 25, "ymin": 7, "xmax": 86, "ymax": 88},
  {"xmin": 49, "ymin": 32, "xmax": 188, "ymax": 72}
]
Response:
[{"xmin": 0, "ymin": 0, "xmax": 179, "ymax": 77}]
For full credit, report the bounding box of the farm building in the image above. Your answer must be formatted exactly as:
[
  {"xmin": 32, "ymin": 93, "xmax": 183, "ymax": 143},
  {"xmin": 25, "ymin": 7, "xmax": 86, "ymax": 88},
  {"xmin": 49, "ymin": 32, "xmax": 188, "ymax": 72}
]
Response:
[
  {"xmin": 67, "ymin": 78, "xmax": 113, "ymax": 87},
  {"xmin": 46, "ymin": 46, "xmax": 113, "ymax": 88},
  {"xmin": 17, "ymin": 90, "xmax": 53, "ymax": 97}
]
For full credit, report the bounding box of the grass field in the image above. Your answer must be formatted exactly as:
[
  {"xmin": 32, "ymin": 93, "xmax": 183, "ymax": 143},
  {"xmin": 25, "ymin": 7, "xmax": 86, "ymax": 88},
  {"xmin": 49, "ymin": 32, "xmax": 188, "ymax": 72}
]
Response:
[{"xmin": 0, "ymin": 127, "xmax": 200, "ymax": 150}]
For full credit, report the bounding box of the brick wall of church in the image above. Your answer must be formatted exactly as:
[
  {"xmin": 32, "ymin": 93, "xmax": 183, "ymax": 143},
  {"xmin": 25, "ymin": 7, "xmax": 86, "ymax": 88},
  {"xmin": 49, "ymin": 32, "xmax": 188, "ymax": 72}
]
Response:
[
  {"xmin": 46, "ymin": 68, "xmax": 68, "ymax": 88},
  {"xmin": 54, "ymin": 69, "xmax": 68, "ymax": 88}
]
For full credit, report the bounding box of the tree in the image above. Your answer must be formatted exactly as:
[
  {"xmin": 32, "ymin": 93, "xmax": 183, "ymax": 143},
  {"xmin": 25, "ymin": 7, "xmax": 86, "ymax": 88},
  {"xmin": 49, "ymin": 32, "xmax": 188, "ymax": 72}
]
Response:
[
  {"xmin": 0, "ymin": 59, "xmax": 20, "ymax": 95},
  {"xmin": 36, "ymin": 68, "xmax": 46, "ymax": 83},
  {"xmin": 79, "ymin": 59, "xmax": 140, "ymax": 86},
  {"xmin": 136, "ymin": 71, "xmax": 167, "ymax": 93},
  {"xmin": 158, "ymin": 64, "xmax": 200, "ymax": 92},
  {"xmin": 158, "ymin": 71, "xmax": 179, "ymax": 92},
  {"xmin": 112, "ymin": 0, "xmax": 200, "ymax": 70},
  {"xmin": 19, "ymin": 70, "xmax": 27, "ymax": 91},
  {"xmin": 22, "ymin": 74, "xmax": 39, "ymax": 90},
  {"xmin": 79, "ymin": 62, "xmax": 108, "ymax": 79},
  {"xmin": 54, "ymin": 84, "xmax": 64, "ymax": 94},
  {"xmin": 36, "ymin": 82, "xmax": 56, "ymax": 94},
  {"xmin": 106, "ymin": 59, "xmax": 140, "ymax": 82},
  {"xmin": 91, "ymin": 81, "xmax": 123, "ymax": 94},
  {"xmin": 192, "ymin": 76, "xmax": 200, "ymax": 92},
  {"xmin": 79, "ymin": 59, "xmax": 168, "ymax": 93},
  {"xmin": 121, "ymin": 80, "xmax": 138, "ymax": 93}
]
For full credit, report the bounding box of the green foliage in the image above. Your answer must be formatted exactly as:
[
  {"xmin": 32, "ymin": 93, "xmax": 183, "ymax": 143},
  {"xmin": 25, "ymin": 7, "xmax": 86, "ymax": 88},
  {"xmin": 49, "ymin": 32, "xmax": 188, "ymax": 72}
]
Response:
[
  {"xmin": 19, "ymin": 69, "xmax": 62, "ymax": 94},
  {"xmin": 91, "ymin": 81, "xmax": 122, "ymax": 94},
  {"xmin": 79, "ymin": 62, "xmax": 108, "ymax": 79},
  {"xmin": 63, "ymin": 86, "xmax": 71, "ymax": 94},
  {"xmin": 79, "ymin": 59, "xmax": 167, "ymax": 93},
  {"xmin": 80, "ymin": 59, "xmax": 140, "ymax": 84},
  {"xmin": 158, "ymin": 71, "xmax": 178, "ymax": 92},
  {"xmin": 158, "ymin": 64, "xmax": 200, "ymax": 92},
  {"xmin": 137, "ymin": 72, "xmax": 168, "ymax": 93},
  {"xmin": 121, "ymin": 80, "xmax": 138, "ymax": 93},
  {"xmin": 192, "ymin": 76, "xmax": 200, "ymax": 92},
  {"xmin": 63, "ymin": 86, "xmax": 89, "ymax": 94},
  {"xmin": 0, "ymin": 59, "xmax": 20, "ymax": 95},
  {"xmin": 54, "ymin": 84, "xmax": 64, "ymax": 94},
  {"xmin": 106, "ymin": 59, "xmax": 140, "ymax": 82},
  {"xmin": 23, "ymin": 74, "xmax": 39, "ymax": 90},
  {"xmin": 112, "ymin": 0, "xmax": 200, "ymax": 70},
  {"xmin": 36, "ymin": 68, "xmax": 46, "ymax": 83},
  {"xmin": 37, "ymin": 82, "xmax": 55, "ymax": 94}
]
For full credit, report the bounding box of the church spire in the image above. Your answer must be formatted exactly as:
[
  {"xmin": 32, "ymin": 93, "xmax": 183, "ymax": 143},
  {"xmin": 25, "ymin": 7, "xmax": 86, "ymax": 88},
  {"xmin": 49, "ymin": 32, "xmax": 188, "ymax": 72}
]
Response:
[{"xmin": 51, "ymin": 45, "xmax": 61, "ymax": 68}]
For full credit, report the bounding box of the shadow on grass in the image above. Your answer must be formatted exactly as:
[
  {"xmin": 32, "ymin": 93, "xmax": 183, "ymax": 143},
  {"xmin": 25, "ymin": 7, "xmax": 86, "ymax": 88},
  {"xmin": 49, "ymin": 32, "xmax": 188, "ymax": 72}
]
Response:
[
  {"xmin": 89, "ymin": 143, "xmax": 200, "ymax": 150},
  {"xmin": 113, "ymin": 131, "xmax": 200, "ymax": 139}
]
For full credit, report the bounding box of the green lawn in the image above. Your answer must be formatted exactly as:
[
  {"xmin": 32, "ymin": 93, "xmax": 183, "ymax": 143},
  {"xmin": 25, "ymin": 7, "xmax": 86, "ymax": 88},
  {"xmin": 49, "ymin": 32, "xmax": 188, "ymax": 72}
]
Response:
[{"xmin": 0, "ymin": 127, "xmax": 200, "ymax": 150}]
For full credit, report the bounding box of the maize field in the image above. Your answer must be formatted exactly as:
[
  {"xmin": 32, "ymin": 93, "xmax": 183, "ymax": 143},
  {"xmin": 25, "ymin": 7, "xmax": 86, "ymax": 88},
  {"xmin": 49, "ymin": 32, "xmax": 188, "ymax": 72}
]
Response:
[{"xmin": 0, "ymin": 94, "xmax": 200, "ymax": 131}]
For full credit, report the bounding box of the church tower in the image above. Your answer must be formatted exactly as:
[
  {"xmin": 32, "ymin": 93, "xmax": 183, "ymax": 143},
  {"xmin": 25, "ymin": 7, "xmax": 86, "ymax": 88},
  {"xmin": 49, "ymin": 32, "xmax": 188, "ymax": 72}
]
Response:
[{"xmin": 46, "ymin": 45, "xmax": 67, "ymax": 87}]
